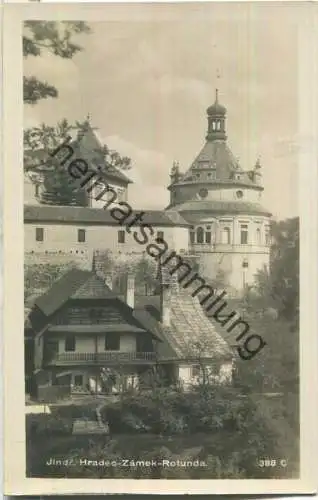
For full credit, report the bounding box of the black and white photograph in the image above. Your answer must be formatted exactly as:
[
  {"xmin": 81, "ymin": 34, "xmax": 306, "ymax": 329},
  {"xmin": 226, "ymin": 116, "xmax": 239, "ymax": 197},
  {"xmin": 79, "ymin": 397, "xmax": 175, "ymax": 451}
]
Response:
[{"xmin": 2, "ymin": 1, "xmax": 318, "ymax": 495}]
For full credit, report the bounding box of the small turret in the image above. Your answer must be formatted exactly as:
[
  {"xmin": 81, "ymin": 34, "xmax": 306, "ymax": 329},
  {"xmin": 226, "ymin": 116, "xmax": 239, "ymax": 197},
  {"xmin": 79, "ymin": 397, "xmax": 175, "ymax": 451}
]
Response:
[
  {"xmin": 170, "ymin": 161, "xmax": 181, "ymax": 184},
  {"xmin": 253, "ymin": 157, "xmax": 262, "ymax": 185}
]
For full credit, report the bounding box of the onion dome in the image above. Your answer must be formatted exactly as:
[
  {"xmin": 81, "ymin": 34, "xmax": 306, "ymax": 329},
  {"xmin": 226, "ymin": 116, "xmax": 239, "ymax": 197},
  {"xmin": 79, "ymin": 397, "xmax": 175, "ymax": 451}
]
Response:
[{"xmin": 207, "ymin": 89, "xmax": 227, "ymax": 116}]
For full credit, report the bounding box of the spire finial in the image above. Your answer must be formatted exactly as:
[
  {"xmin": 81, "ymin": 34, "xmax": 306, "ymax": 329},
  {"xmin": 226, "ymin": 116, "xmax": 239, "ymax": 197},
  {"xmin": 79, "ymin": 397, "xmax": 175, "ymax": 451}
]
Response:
[{"xmin": 215, "ymin": 68, "xmax": 221, "ymax": 102}]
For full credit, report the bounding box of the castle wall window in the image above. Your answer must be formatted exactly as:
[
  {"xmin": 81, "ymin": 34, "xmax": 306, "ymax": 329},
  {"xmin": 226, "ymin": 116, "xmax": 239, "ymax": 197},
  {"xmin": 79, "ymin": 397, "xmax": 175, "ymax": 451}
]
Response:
[
  {"xmin": 118, "ymin": 230, "xmax": 125, "ymax": 244},
  {"xmin": 35, "ymin": 227, "xmax": 44, "ymax": 242},
  {"xmin": 240, "ymin": 224, "xmax": 249, "ymax": 245},
  {"xmin": 265, "ymin": 226, "xmax": 271, "ymax": 245},
  {"xmin": 222, "ymin": 227, "xmax": 231, "ymax": 244},
  {"xmin": 78, "ymin": 229, "xmax": 86, "ymax": 243},
  {"xmin": 205, "ymin": 225, "xmax": 212, "ymax": 244},
  {"xmin": 105, "ymin": 333, "xmax": 120, "ymax": 351},
  {"xmin": 157, "ymin": 231, "xmax": 164, "ymax": 242},
  {"xmin": 65, "ymin": 335, "xmax": 76, "ymax": 352},
  {"xmin": 196, "ymin": 227, "xmax": 204, "ymax": 244}
]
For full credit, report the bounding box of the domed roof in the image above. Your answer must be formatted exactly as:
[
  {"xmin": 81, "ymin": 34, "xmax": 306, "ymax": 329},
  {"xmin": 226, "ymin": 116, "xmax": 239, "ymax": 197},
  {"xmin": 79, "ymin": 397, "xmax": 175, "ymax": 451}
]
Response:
[{"xmin": 207, "ymin": 89, "xmax": 226, "ymax": 116}]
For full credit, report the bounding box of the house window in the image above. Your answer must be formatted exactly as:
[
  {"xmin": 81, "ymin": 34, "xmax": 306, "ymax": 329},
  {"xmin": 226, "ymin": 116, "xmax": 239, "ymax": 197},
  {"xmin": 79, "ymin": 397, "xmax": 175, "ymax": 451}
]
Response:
[
  {"xmin": 74, "ymin": 374, "xmax": 83, "ymax": 386},
  {"xmin": 191, "ymin": 365, "xmax": 201, "ymax": 378},
  {"xmin": 240, "ymin": 224, "xmax": 249, "ymax": 244},
  {"xmin": 189, "ymin": 228, "xmax": 195, "ymax": 244},
  {"xmin": 256, "ymin": 227, "xmax": 261, "ymax": 244},
  {"xmin": 105, "ymin": 333, "xmax": 120, "ymax": 351},
  {"xmin": 78, "ymin": 229, "xmax": 86, "ymax": 243},
  {"xmin": 242, "ymin": 258, "xmax": 249, "ymax": 269},
  {"xmin": 89, "ymin": 308, "xmax": 104, "ymax": 324},
  {"xmin": 157, "ymin": 231, "xmax": 164, "ymax": 242},
  {"xmin": 65, "ymin": 335, "xmax": 76, "ymax": 352},
  {"xmin": 35, "ymin": 227, "xmax": 44, "ymax": 242},
  {"xmin": 196, "ymin": 227, "xmax": 204, "ymax": 244},
  {"xmin": 118, "ymin": 230, "xmax": 125, "ymax": 244},
  {"xmin": 222, "ymin": 227, "xmax": 231, "ymax": 244},
  {"xmin": 35, "ymin": 184, "xmax": 40, "ymax": 197}
]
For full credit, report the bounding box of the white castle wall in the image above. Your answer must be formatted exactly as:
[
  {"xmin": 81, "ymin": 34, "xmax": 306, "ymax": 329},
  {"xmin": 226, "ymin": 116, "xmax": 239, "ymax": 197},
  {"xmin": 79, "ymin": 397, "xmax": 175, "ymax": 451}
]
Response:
[
  {"xmin": 24, "ymin": 223, "xmax": 189, "ymax": 254},
  {"xmin": 172, "ymin": 184, "xmax": 262, "ymax": 206}
]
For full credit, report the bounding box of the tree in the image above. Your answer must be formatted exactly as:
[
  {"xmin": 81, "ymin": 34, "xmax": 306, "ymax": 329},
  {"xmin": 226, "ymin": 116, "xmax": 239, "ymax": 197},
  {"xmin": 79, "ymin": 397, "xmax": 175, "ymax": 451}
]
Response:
[
  {"xmin": 24, "ymin": 261, "xmax": 81, "ymax": 304},
  {"xmin": 24, "ymin": 118, "xmax": 132, "ymax": 206},
  {"xmin": 24, "ymin": 21, "xmax": 91, "ymax": 104},
  {"xmin": 251, "ymin": 217, "xmax": 299, "ymax": 322}
]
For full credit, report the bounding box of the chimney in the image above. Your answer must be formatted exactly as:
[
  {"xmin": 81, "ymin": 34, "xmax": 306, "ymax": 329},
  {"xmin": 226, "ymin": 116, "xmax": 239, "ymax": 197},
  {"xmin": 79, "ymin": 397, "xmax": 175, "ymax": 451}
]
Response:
[
  {"xmin": 105, "ymin": 273, "xmax": 113, "ymax": 290},
  {"xmin": 159, "ymin": 262, "xmax": 174, "ymax": 327},
  {"xmin": 126, "ymin": 273, "xmax": 135, "ymax": 309}
]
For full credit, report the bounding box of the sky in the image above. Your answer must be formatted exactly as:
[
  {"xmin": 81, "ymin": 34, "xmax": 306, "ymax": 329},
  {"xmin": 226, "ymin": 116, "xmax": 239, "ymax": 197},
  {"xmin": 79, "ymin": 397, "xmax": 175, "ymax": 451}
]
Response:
[{"xmin": 24, "ymin": 3, "xmax": 306, "ymax": 219}]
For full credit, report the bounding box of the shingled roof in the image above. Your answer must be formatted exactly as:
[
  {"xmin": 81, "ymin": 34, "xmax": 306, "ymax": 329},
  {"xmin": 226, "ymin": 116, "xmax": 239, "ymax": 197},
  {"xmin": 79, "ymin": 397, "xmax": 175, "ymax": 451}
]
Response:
[
  {"xmin": 24, "ymin": 122, "xmax": 132, "ymax": 186},
  {"xmin": 27, "ymin": 264, "xmax": 232, "ymax": 362},
  {"xmin": 166, "ymin": 199, "xmax": 272, "ymax": 217},
  {"xmin": 34, "ymin": 269, "xmax": 116, "ymax": 316},
  {"xmin": 173, "ymin": 140, "xmax": 259, "ymax": 188},
  {"xmin": 24, "ymin": 205, "xmax": 190, "ymax": 227},
  {"xmin": 157, "ymin": 289, "xmax": 232, "ymax": 361}
]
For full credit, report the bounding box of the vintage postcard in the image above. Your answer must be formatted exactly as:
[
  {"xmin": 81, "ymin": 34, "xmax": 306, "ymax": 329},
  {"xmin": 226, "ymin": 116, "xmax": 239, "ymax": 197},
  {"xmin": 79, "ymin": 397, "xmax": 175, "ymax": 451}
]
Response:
[{"xmin": 2, "ymin": 1, "xmax": 318, "ymax": 495}]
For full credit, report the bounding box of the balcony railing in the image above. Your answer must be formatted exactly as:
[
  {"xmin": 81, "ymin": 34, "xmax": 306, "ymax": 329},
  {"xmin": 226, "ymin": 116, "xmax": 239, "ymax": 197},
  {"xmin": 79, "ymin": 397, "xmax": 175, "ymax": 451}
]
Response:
[{"xmin": 45, "ymin": 351, "xmax": 157, "ymax": 365}]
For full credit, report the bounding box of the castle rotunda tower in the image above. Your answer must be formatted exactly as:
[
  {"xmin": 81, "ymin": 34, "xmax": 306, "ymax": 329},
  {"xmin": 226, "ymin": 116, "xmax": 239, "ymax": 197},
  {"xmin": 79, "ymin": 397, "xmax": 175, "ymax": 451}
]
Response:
[{"xmin": 166, "ymin": 90, "xmax": 271, "ymax": 293}]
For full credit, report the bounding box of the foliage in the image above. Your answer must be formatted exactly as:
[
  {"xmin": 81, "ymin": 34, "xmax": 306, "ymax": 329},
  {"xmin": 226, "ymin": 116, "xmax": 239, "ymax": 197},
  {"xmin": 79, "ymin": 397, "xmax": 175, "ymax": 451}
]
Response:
[
  {"xmin": 236, "ymin": 217, "xmax": 299, "ymax": 395},
  {"xmin": 26, "ymin": 413, "xmax": 73, "ymax": 436},
  {"xmin": 24, "ymin": 261, "xmax": 80, "ymax": 303},
  {"xmin": 26, "ymin": 385, "xmax": 299, "ymax": 478},
  {"xmin": 251, "ymin": 217, "xmax": 299, "ymax": 322},
  {"xmin": 24, "ymin": 118, "xmax": 131, "ymax": 205},
  {"xmin": 24, "ymin": 21, "xmax": 91, "ymax": 104}
]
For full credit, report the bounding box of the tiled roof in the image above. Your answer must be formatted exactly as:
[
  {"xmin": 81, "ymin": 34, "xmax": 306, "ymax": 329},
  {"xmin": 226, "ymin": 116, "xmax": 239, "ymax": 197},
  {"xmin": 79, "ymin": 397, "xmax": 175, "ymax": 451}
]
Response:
[
  {"xmin": 171, "ymin": 140, "xmax": 259, "ymax": 188},
  {"xmin": 158, "ymin": 289, "xmax": 233, "ymax": 361},
  {"xmin": 167, "ymin": 199, "xmax": 271, "ymax": 217},
  {"xmin": 24, "ymin": 205, "xmax": 190, "ymax": 227}
]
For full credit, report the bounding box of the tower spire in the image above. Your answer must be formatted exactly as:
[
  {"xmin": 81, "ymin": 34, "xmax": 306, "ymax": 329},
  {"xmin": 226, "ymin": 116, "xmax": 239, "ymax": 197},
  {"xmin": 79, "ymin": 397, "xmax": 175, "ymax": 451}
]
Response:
[{"xmin": 206, "ymin": 84, "xmax": 227, "ymax": 142}]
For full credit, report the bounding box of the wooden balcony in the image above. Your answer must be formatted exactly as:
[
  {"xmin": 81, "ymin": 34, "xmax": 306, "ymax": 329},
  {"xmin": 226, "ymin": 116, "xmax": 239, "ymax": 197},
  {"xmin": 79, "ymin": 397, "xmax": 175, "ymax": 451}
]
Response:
[{"xmin": 45, "ymin": 351, "xmax": 157, "ymax": 366}]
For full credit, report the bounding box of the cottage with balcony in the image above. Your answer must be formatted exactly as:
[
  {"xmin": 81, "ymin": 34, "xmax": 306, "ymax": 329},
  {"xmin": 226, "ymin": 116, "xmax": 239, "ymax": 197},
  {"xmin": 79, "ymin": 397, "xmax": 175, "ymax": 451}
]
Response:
[
  {"xmin": 25, "ymin": 258, "xmax": 234, "ymax": 401},
  {"xmin": 25, "ymin": 268, "xmax": 164, "ymax": 399}
]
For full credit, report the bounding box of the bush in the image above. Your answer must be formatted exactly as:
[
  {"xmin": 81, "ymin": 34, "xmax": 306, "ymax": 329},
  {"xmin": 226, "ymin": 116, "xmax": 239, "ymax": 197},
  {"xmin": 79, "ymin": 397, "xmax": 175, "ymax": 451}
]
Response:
[{"xmin": 26, "ymin": 413, "xmax": 73, "ymax": 436}]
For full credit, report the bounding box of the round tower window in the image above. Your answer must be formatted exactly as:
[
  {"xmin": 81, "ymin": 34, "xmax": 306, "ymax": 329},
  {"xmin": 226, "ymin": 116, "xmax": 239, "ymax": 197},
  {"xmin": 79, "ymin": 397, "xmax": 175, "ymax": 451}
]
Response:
[
  {"xmin": 236, "ymin": 190, "xmax": 244, "ymax": 199},
  {"xmin": 199, "ymin": 188, "xmax": 208, "ymax": 199}
]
